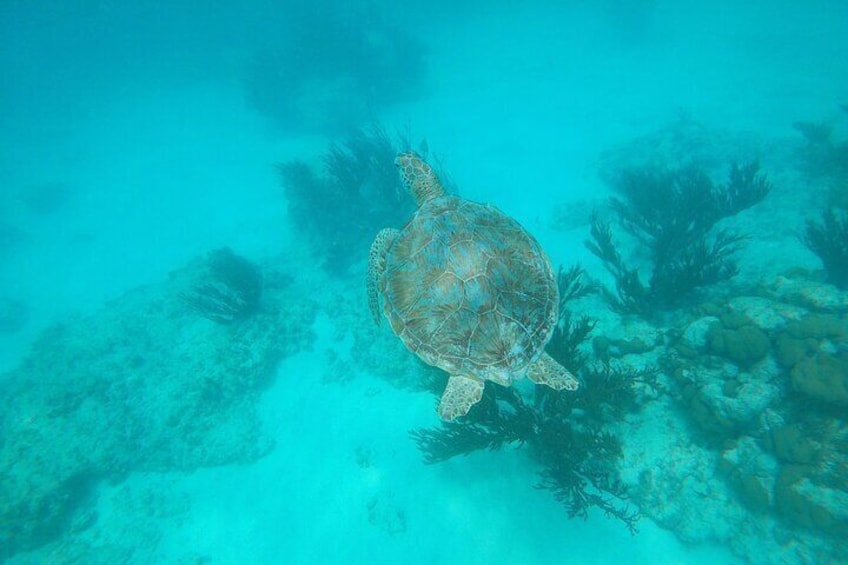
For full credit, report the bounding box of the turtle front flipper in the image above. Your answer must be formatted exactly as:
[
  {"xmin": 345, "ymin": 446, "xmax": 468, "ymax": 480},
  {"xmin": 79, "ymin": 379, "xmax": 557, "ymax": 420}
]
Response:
[
  {"xmin": 527, "ymin": 352, "xmax": 579, "ymax": 391},
  {"xmin": 438, "ymin": 375, "xmax": 485, "ymax": 421},
  {"xmin": 367, "ymin": 228, "xmax": 399, "ymax": 325}
]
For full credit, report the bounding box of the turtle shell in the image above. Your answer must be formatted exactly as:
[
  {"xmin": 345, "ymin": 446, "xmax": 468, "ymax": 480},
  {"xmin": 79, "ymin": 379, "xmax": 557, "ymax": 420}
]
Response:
[{"xmin": 381, "ymin": 195, "xmax": 558, "ymax": 385}]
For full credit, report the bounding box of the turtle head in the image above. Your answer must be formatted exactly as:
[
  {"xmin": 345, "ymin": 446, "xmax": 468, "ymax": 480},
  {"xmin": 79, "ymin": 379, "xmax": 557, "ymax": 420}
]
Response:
[{"xmin": 395, "ymin": 151, "xmax": 445, "ymax": 206}]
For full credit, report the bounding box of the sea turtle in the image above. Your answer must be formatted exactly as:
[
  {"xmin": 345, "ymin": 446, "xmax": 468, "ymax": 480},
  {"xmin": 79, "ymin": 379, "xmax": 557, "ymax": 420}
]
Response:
[{"xmin": 367, "ymin": 152, "xmax": 579, "ymax": 421}]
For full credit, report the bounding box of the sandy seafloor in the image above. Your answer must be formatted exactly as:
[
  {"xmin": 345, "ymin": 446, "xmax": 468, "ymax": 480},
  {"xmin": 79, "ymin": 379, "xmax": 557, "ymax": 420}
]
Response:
[
  {"xmin": 1, "ymin": 1, "xmax": 847, "ymax": 563},
  {"xmin": 78, "ymin": 316, "xmax": 733, "ymax": 565}
]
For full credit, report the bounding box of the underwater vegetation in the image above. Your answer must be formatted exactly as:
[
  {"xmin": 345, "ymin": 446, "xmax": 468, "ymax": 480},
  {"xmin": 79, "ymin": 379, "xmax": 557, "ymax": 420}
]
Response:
[
  {"xmin": 586, "ymin": 161, "xmax": 771, "ymax": 316},
  {"xmin": 793, "ymin": 106, "xmax": 848, "ymax": 291},
  {"xmin": 410, "ymin": 265, "xmax": 658, "ymax": 533},
  {"xmin": 244, "ymin": 3, "xmax": 425, "ymax": 132},
  {"xmin": 278, "ymin": 125, "xmax": 431, "ymax": 276},
  {"xmin": 0, "ymin": 254, "xmax": 315, "ymax": 559},
  {"xmin": 792, "ymin": 118, "xmax": 848, "ymax": 178},
  {"xmin": 180, "ymin": 247, "xmax": 263, "ymax": 323},
  {"xmin": 545, "ymin": 265, "xmax": 597, "ymax": 372},
  {"xmin": 792, "ymin": 119, "xmax": 848, "ymax": 179},
  {"xmin": 802, "ymin": 209, "xmax": 848, "ymax": 289},
  {"xmin": 792, "ymin": 104, "xmax": 848, "ymax": 209}
]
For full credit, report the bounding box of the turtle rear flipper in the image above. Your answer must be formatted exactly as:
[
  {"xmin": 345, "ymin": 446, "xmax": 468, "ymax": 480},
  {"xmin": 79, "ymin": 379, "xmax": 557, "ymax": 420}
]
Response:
[
  {"xmin": 438, "ymin": 374, "xmax": 485, "ymax": 421},
  {"xmin": 367, "ymin": 228, "xmax": 399, "ymax": 325},
  {"xmin": 527, "ymin": 352, "xmax": 579, "ymax": 391}
]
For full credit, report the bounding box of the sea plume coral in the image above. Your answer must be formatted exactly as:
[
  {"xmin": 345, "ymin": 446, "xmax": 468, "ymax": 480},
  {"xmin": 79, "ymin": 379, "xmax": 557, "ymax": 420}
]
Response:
[
  {"xmin": 586, "ymin": 161, "xmax": 770, "ymax": 316},
  {"xmin": 277, "ymin": 124, "xmax": 440, "ymax": 275},
  {"xmin": 803, "ymin": 208, "xmax": 848, "ymax": 289},
  {"xmin": 181, "ymin": 247, "xmax": 263, "ymax": 323}
]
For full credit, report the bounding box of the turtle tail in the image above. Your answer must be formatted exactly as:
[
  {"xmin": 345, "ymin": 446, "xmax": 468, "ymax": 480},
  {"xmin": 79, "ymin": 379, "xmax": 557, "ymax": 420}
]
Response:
[{"xmin": 395, "ymin": 152, "xmax": 445, "ymax": 206}]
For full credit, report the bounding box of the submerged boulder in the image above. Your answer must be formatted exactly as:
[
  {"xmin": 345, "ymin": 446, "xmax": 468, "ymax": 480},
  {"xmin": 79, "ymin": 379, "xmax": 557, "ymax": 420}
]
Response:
[
  {"xmin": 706, "ymin": 317, "xmax": 770, "ymax": 369},
  {"xmin": 790, "ymin": 352, "xmax": 848, "ymax": 406},
  {"xmin": 0, "ymin": 254, "xmax": 316, "ymax": 559}
]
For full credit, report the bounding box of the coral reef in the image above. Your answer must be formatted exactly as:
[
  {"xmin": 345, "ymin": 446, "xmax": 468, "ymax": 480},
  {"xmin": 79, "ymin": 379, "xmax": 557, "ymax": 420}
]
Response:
[
  {"xmin": 719, "ymin": 436, "xmax": 779, "ymax": 515},
  {"xmin": 705, "ymin": 313, "xmax": 770, "ymax": 369},
  {"xmin": 586, "ymin": 161, "xmax": 770, "ymax": 316},
  {"xmin": 0, "ymin": 254, "xmax": 316, "ymax": 559},
  {"xmin": 243, "ymin": 3, "xmax": 425, "ymax": 133},
  {"xmin": 657, "ymin": 274, "xmax": 848, "ymax": 561},
  {"xmin": 802, "ymin": 208, "xmax": 848, "ymax": 289},
  {"xmin": 180, "ymin": 247, "xmax": 263, "ymax": 323},
  {"xmin": 790, "ymin": 352, "xmax": 848, "ymax": 407},
  {"xmin": 278, "ymin": 125, "xmax": 436, "ymax": 276},
  {"xmin": 768, "ymin": 416, "xmax": 848, "ymax": 539}
]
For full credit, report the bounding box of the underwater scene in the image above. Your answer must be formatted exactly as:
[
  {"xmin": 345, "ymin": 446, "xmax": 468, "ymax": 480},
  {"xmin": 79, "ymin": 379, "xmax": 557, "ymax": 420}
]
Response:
[{"xmin": 1, "ymin": 1, "xmax": 847, "ymax": 563}]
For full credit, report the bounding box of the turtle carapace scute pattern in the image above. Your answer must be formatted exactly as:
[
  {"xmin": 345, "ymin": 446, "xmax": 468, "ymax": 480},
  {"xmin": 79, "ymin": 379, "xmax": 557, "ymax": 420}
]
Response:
[{"xmin": 367, "ymin": 152, "xmax": 578, "ymax": 421}]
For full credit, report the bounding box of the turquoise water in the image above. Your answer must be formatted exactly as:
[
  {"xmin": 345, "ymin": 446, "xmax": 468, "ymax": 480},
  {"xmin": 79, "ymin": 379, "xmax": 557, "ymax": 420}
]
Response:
[{"xmin": 1, "ymin": 1, "xmax": 846, "ymax": 563}]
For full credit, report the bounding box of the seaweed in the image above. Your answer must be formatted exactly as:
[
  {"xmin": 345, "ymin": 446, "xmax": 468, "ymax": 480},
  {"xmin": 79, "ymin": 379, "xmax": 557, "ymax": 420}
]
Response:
[
  {"xmin": 534, "ymin": 422, "xmax": 641, "ymax": 534},
  {"xmin": 278, "ymin": 124, "xmax": 417, "ymax": 275},
  {"xmin": 409, "ymin": 386, "xmax": 536, "ymax": 464},
  {"xmin": 585, "ymin": 214, "xmax": 649, "ymax": 315},
  {"xmin": 719, "ymin": 161, "xmax": 772, "ymax": 215},
  {"xmin": 547, "ymin": 264, "xmax": 597, "ymax": 374},
  {"xmin": 803, "ymin": 208, "xmax": 848, "ymax": 289},
  {"xmin": 546, "ymin": 312, "xmax": 596, "ymax": 378},
  {"xmin": 409, "ymin": 369, "xmax": 643, "ymax": 533},
  {"xmin": 793, "ymin": 106, "xmax": 848, "ymax": 208},
  {"xmin": 793, "ymin": 117, "xmax": 848, "ymax": 183},
  {"xmin": 543, "ymin": 362, "xmax": 661, "ymax": 421},
  {"xmin": 556, "ymin": 263, "xmax": 596, "ymax": 308},
  {"xmin": 586, "ymin": 161, "xmax": 769, "ymax": 316},
  {"xmin": 181, "ymin": 247, "xmax": 263, "ymax": 323}
]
